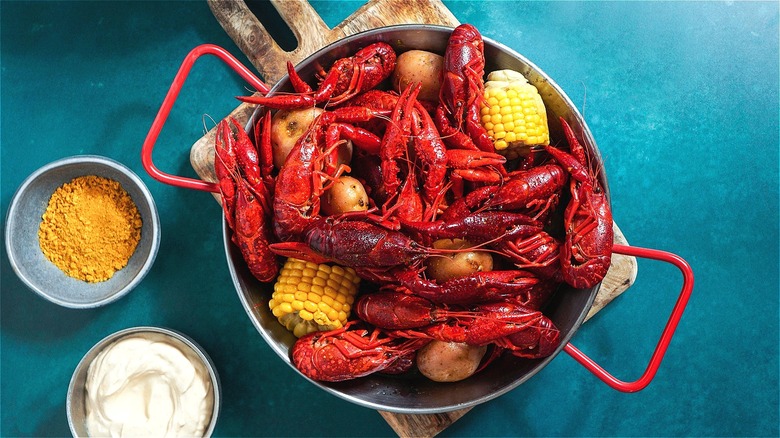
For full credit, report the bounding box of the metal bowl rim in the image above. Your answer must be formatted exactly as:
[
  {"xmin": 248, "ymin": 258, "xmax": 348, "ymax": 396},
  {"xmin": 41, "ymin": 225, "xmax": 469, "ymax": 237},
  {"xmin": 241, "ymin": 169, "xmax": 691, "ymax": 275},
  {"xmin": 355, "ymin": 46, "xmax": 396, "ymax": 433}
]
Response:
[
  {"xmin": 66, "ymin": 325, "xmax": 221, "ymax": 437},
  {"xmin": 4, "ymin": 154, "xmax": 161, "ymax": 308}
]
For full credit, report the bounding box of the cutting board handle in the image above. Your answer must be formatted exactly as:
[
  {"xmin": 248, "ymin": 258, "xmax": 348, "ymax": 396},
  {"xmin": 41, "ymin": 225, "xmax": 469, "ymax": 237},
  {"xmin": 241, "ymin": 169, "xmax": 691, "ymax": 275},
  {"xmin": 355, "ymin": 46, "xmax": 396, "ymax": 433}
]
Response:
[
  {"xmin": 207, "ymin": 0, "xmax": 331, "ymax": 83},
  {"xmin": 207, "ymin": 0, "xmax": 460, "ymax": 85}
]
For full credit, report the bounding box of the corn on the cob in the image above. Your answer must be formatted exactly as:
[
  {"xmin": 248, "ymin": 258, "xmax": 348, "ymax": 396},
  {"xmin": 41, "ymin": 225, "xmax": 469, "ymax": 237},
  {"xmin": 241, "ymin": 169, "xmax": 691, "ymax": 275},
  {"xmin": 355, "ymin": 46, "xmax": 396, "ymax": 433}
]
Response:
[
  {"xmin": 480, "ymin": 69, "xmax": 550, "ymax": 159},
  {"xmin": 268, "ymin": 258, "xmax": 361, "ymax": 338}
]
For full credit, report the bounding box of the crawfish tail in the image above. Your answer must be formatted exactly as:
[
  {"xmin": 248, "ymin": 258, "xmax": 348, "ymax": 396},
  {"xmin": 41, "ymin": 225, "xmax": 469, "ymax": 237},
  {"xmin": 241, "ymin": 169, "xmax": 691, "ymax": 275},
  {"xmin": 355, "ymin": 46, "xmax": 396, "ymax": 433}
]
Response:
[
  {"xmin": 304, "ymin": 218, "xmax": 428, "ymax": 268},
  {"xmin": 327, "ymin": 42, "xmax": 397, "ymax": 106},
  {"xmin": 231, "ymin": 177, "xmax": 278, "ymax": 283},
  {"xmin": 560, "ymin": 189, "xmax": 613, "ymax": 289},
  {"xmin": 400, "ymin": 211, "xmax": 541, "ymax": 246},
  {"xmin": 355, "ymin": 292, "xmax": 438, "ymax": 330},
  {"xmin": 395, "ymin": 269, "xmax": 546, "ymax": 305},
  {"xmin": 291, "ymin": 324, "xmax": 426, "ymax": 382},
  {"xmin": 494, "ymin": 230, "xmax": 563, "ymax": 281},
  {"xmin": 498, "ymin": 316, "xmax": 562, "ymax": 359}
]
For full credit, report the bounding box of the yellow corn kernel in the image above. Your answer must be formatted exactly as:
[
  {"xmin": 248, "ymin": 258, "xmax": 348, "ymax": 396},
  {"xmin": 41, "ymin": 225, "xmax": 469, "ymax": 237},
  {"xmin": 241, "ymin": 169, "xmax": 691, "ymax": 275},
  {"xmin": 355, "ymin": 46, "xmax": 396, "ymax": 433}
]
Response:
[
  {"xmin": 268, "ymin": 258, "xmax": 361, "ymax": 337},
  {"xmin": 480, "ymin": 69, "xmax": 550, "ymax": 160},
  {"xmin": 303, "ymin": 301, "xmax": 318, "ymax": 313}
]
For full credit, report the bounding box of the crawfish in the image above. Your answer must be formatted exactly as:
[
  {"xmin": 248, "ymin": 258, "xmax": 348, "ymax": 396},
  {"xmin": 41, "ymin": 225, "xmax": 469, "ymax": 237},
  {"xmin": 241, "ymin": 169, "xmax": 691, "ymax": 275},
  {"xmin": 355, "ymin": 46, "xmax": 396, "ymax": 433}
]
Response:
[
  {"xmin": 379, "ymin": 83, "xmax": 425, "ymax": 222},
  {"xmin": 356, "ymin": 292, "xmax": 561, "ymax": 359},
  {"xmin": 292, "ymin": 321, "xmax": 431, "ymax": 382},
  {"xmin": 544, "ymin": 118, "xmax": 613, "ymax": 289},
  {"xmin": 493, "ymin": 230, "xmax": 563, "ymax": 281},
  {"xmin": 323, "ymin": 42, "xmax": 397, "ymax": 106},
  {"xmin": 238, "ymin": 43, "xmax": 396, "ymax": 110},
  {"xmin": 373, "ymin": 83, "xmax": 451, "ymax": 222},
  {"xmin": 348, "ymin": 87, "xmax": 451, "ymax": 215},
  {"xmin": 440, "ymin": 148, "xmax": 509, "ymax": 199},
  {"xmin": 214, "ymin": 115, "xmax": 277, "ymax": 282},
  {"xmin": 269, "ymin": 216, "xmax": 432, "ymax": 269},
  {"xmin": 441, "ymin": 163, "xmax": 568, "ymax": 224},
  {"xmin": 390, "ymin": 268, "xmax": 558, "ymax": 307},
  {"xmin": 411, "ymin": 98, "xmax": 449, "ymax": 210},
  {"xmin": 435, "ymin": 24, "xmax": 496, "ymax": 153},
  {"xmin": 400, "ymin": 210, "xmax": 542, "ymax": 246},
  {"xmin": 402, "ymin": 210, "xmax": 562, "ymax": 280},
  {"xmin": 271, "ymin": 108, "xmax": 386, "ymax": 241}
]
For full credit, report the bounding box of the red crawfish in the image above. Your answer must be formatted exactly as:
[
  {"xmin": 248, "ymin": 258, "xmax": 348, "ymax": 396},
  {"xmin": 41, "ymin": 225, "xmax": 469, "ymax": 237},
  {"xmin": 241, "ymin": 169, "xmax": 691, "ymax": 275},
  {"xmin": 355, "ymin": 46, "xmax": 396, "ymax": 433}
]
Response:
[
  {"xmin": 544, "ymin": 117, "xmax": 613, "ymax": 289},
  {"xmin": 378, "ymin": 83, "xmax": 426, "ymax": 222},
  {"xmin": 376, "ymin": 83, "xmax": 456, "ymax": 223},
  {"xmin": 345, "ymin": 89, "xmax": 419, "ymax": 209},
  {"xmin": 269, "ymin": 212, "xmax": 545, "ymax": 277},
  {"xmin": 268, "ymin": 217, "xmax": 437, "ymax": 269},
  {"xmin": 238, "ymin": 42, "xmax": 397, "ymax": 109},
  {"xmin": 410, "ymin": 95, "xmax": 449, "ymax": 211},
  {"xmin": 441, "ymin": 163, "xmax": 568, "ymax": 224},
  {"xmin": 388, "ymin": 268, "xmax": 558, "ymax": 308},
  {"xmin": 214, "ymin": 115, "xmax": 278, "ymax": 282},
  {"xmin": 351, "ymin": 88, "xmax": 503, "ymax": 212},
  {"xmin": 356, "ymin": 292, "xmax": 561, "ymax": 359},
  {"xmin": 492, "ymin": 230, "xmax": 563, "ymax": 281},
  {"xmin": 445, "ymin": 148, "xmax": 507, "ymax": 196},
  {"xmin": 435, "ymin": 24, "xmax": 496, "ymax": 153},
  {"xmin": 271, "ymin": 107, "xmax": 386, "ymax": 241},
  {"xmin": 401, "ymin": 210, "xmax": 562, "ymax": 281},
  {"xmin": 291, "ymin": 321, "xmax": 431, "ymax": 382},
  {"xmin": 400, "ymin": 210, "xmax": 542, "ymax": 246}
]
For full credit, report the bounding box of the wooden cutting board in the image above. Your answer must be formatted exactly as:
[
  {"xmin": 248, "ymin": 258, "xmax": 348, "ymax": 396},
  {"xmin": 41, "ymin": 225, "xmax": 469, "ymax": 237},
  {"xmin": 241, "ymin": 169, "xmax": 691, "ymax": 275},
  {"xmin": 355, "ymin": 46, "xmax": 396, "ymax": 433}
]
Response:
[{"xmin": 189, "ymin": 1, "xmax": 639, "ymax": 436}]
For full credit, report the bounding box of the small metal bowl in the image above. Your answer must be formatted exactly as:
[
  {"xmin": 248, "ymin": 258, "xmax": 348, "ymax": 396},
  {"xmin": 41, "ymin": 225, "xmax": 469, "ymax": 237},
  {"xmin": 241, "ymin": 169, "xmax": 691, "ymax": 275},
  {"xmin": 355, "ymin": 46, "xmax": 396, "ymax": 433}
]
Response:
[
  {"xmin": 4, "ymin": 155, "xmax": 160, "ymax": 308},
  {"xmin": 67, "ymin": 326, "xmax": 221, "ymax": 437}
]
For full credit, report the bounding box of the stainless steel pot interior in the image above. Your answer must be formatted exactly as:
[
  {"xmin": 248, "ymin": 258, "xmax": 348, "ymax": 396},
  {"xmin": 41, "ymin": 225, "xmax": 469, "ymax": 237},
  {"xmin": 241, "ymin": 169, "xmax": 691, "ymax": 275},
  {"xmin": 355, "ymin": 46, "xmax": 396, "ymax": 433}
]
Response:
[{"xmin": 224, "ymin": 24, "xmax": 608, "ymax": 414}]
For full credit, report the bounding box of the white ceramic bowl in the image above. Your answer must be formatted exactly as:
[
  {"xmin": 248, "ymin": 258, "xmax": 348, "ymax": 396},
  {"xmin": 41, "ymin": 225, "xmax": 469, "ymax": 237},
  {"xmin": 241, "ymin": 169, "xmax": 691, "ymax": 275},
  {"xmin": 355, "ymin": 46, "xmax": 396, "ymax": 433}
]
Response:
[
  {"xmin": 5, "ymin": 155, "xmax": 160, "ymax": 308},
  {"xmin": 66, "ymin": 326, "xmax": 221, "ymax": 437}
]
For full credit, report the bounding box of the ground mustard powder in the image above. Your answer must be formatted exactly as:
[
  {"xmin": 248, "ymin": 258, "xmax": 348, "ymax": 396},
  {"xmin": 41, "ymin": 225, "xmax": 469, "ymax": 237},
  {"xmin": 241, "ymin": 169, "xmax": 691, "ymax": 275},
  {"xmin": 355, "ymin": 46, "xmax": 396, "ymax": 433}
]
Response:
[{"xmin": 38, "ymin": 175, "xmax": 142, "ymax": 282}]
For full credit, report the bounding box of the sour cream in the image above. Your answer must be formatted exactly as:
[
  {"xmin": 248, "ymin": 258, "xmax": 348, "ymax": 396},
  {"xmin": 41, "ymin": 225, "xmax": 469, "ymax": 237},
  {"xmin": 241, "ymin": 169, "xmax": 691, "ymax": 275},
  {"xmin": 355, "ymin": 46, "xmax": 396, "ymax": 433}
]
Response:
[{"xmin": 85, "ymin": 334, "xmax": 214, "ymax": 437}]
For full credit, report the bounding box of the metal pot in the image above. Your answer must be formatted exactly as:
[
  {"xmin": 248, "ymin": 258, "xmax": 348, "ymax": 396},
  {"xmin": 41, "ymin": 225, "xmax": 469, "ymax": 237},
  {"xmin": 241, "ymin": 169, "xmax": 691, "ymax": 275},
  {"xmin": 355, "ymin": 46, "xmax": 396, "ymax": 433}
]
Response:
[
  {"xmin": 142, "ymin": 24, "xmax": 694, "ymax": 414},
  {"xmin": 237, "ymin": 25, "xmax": 602, "ymax": 413}
]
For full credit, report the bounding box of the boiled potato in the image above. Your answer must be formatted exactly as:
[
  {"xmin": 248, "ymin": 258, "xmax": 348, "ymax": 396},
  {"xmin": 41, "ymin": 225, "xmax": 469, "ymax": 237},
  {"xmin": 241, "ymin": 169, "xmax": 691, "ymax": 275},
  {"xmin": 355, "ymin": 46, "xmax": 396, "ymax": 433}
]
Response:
[
  {"xmin": 270, "ymin": 107, "xmax": 353, "ymax": 169},
  {"xmin": 270, "ymin": 107, "xmax": 323, "ymax": 168},
  {"xmin": 417, "ymin": 341, "xmax": 488, "ymax": 382},
  {"xmin": 426, "ymin": 239, "xmax": 493, "ymax": 282},
  {"xmin": 320, "ymin": 176, "xmax": 369, "ymax": 215},
  {"xmin": 392, "ymin": 50, "xmax": 444, "ymax": 102}
]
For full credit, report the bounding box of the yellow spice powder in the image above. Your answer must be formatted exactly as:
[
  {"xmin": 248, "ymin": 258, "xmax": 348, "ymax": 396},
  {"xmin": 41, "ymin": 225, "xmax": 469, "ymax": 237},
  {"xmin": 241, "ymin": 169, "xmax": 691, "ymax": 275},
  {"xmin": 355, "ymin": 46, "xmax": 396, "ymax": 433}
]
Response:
[{"xmin": 38, "ymin": 175, "xmax": 142, "ymax": 283}]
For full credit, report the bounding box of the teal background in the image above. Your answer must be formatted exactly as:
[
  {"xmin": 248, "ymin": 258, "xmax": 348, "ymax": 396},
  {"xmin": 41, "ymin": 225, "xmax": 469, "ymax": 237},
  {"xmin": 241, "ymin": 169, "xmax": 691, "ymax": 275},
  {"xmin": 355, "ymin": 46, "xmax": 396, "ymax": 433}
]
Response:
[{"xmin": 2, "ymin": 1, "xmax": 778, "ymax": 436}]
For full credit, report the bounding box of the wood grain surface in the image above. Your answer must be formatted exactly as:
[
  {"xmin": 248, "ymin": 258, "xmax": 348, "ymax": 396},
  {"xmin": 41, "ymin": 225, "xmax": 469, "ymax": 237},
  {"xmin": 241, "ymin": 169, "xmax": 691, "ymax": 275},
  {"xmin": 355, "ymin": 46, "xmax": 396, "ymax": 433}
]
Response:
[{"xmin": 189, "ymin": 1, "xmax": 639, "ymax": 436}]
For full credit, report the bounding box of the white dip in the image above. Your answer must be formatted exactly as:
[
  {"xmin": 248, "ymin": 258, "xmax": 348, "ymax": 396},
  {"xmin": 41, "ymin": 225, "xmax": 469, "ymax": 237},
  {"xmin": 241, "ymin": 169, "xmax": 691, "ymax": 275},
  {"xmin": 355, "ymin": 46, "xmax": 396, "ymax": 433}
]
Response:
[{"xmin": 85, "ymin": 334, "xmax": 214, "ymax": 437}]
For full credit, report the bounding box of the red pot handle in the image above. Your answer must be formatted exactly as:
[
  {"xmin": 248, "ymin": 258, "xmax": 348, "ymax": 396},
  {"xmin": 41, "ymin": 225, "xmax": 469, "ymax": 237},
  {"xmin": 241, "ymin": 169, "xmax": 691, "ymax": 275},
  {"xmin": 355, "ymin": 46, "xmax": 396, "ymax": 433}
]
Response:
[
  {"xmin": 141, "ymin": 44, "xmax": 269, "ymax": 192},
  {"xmin": 564, "ymin": 243, "xmax": 694, "ymax": 392}
]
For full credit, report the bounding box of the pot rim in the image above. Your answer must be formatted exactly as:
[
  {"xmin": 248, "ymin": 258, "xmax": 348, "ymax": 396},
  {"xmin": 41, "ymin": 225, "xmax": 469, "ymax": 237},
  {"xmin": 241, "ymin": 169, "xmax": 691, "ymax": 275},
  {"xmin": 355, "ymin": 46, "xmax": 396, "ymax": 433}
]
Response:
[{"xmin": 230, "ymin": 23, "xmax": 604, "ymax": 414}]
